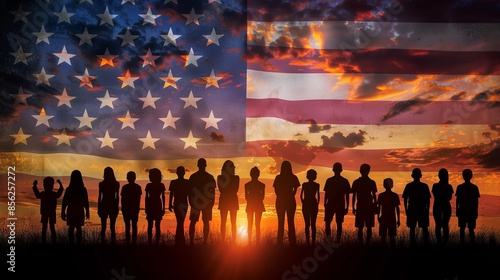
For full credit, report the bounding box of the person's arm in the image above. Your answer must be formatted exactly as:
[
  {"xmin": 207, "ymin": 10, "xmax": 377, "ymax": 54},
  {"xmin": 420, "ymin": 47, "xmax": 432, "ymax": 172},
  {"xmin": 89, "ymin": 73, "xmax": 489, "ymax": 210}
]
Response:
[
  {"xmin": 300, "ymin": 185, "xmax": 305, "ymax": 203},
  {"xmin": 396, "ymin": 205, "xmax": 401, "ymax": 227},
  {"xmin": 32, "ymin": 180, "xmax": 40, "ymax": 198},
  {"xmin": 85, "ymin": 189, "xmax": 90, "ymax": 220},
  {"xmin": 162, "ymin": 186, "xmax": 166, "ymax": 215},
  {"xmin": 403, "ymin": 196, "xmax": 408, "ymax": 214},
  {"xmin": 352, "ymin": 191, "xmax": 357, "ymax": 215},
  {"xmin": 168, "ymin": 183, "xmax": 174, "ymax": 212},
  {"xmin": 56, "ymin": 179, "xmax": 64, "ymax": 198},
  {"xmin": 316, "ymin": 184, "xmax": 320, "ymax": 205},
  {"xmin": 345, "ymin": 184, "xmax": 350, "ymax": 215}
]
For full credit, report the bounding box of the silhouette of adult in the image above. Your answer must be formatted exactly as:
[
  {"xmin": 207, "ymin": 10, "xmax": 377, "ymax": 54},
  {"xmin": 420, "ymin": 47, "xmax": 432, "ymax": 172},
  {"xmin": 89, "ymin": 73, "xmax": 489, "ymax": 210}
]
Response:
[
  {"xmin": 273, "ymin": 160, "xmax": 300, "ymax": 246},
  {"xmin": 244, "ymin": 166, "xmax": 266, "ymax": 245},
  {"xmin": 169, "ymin": 166, "xmax": 190, "ymax": 247},
  {"xmin": 145, "ymin": 168, "xmax": 166, "ymax": 245},
  {"xmin": 121, "ymin": 171, "xmax": 142, "ymax": 245},
  {"xmin": 217, "ymin": 160, "xmax": 240, "ymax": 243},
  {"xmin": 377, "ymin": 178, "xmax": 400, "ymax": 247},
  {"xmin": 351, "ymin": 163, "xmax": 377, "ymax": 245},
  {"xmin": 323, "ymin": 162, "xmax": 351, "ymax": 243},
  {"xmin": 300, "ymin": 169, "xmax": 320, "ymax": 246},
  {"xmin": 32, "ymin": 177, "xmax": 64, "ymax": 244},
  {"xmin": 188, "ymin": 158, "xmax": 216, "ymax": 246},
  {"xmin": 432, "ymin": 168, "xmax": 454, "ymax": 245},
  {"xmin": 61, "ymin": 170, "xmax": 90, "ymax": 245},
  {"xmin": 456, "ymin": 168, "xmax": 480, "ymax": 246},
  {"xmin": 402, "ymin": 168, "xmax": 431, "ymax": 245},
  {"xmin": 97, "ymin": 166, "xmax": 120, "ymax": 244}
]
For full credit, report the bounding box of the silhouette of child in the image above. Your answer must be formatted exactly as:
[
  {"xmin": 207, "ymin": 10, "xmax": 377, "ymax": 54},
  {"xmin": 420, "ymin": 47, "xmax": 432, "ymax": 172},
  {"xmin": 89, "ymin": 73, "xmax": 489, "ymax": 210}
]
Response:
[
  {"xmin": 456, "ymin": 168, "xmax": 480, "ymax": 246},
  {"xmin": 217, "ymin": 160, "xmax": 240, "ymax": 243},
  {"xmin": 323, "ymin": 162, "xmax": 351, "ymax": 243},
  {"xmin": 300, "ymin": 169, "xmax": 320, "ymax": 246},
  {"xmin": 61, "ymin": 170, "xmax": 90, "ymax": 245},
  {"xmin": 351, "ymin": 163, "xmax": 378, "ymax": 245},
  {"xmin": 402, "ymin": 168, "xmax": 431, "ymax": 246},
  {"xmin": 121, "ymin": 171, "xmax": 142, "ymax": 245},
  {"xmin": 32, "ymin": 177, "xmax": 64, "ymax": 244},
  {"xmin": 244, "ymin": 166, "xmax": 266, "ymax": 245},
  {"xmin": 97, "ymin": 166, "xmax": 120, "ymax": 244},
  {"xmin": 432, "ymin": 168, "xmax": 454, "ymax": 245},
  {"xmin": 169, "ymin": 166, "xmax": 190, "ymax": 247},
  {"xmin": 377, "ymin": 178, "xmax": 400, "ymax": 247},
  {"xmin": 145, "ymin": 168, "xmax": 166, "ymax": 245}
]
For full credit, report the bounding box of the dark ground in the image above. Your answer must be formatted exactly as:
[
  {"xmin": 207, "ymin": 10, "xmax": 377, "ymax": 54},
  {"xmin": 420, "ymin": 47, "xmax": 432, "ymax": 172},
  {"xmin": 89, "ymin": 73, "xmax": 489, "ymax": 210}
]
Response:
[{"xmin": 7, "ymin": 239, "xmax": 500, "ymax": 280}]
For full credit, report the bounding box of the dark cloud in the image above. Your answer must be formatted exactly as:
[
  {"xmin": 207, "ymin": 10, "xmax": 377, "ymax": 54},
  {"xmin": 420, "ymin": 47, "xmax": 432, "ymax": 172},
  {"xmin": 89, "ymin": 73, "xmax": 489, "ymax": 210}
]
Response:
[
  {"xmin": 451, "ymin": 91, "xmax": 468, "ymax": 100},
  {"xmin": 320, "ymin": 130, "xmax": 367, "ymax": 151},
  {"xmin": 471, "ymin": 88, "xmax": 500, "ymax": 108},
  {"xmin": 265, "ymin": 140, "xmax": 317, "ymax": 169},
  {"xmin": 306, "ymin": 119, "xmax": 331, "ymax": 133},
  {"xmin": 209, "ymin": 132, "xmax": 225, "ymax": 142},
  {"xmin": 381, "ymin": 98, "xmax": 431, "ymax": 122}
]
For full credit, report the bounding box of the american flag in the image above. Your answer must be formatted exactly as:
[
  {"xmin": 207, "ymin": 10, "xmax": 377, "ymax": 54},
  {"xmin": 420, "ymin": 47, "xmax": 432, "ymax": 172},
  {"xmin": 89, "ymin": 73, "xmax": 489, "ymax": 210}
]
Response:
[{"xmin": 1, "ymin": 0, "xmax": 499, "ymax": 182}]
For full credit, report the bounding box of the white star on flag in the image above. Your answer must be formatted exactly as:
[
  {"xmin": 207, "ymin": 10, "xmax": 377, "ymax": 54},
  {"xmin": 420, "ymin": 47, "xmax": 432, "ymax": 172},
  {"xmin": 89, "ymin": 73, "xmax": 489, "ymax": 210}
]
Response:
[
  {"xmin": 32, "ymin": 108, "xmax": 54, "ymax": 127},
  {"xmin": 203, "ymin": 28, "xmax": 224, "ymax": 46},
  {"xmin": 10, "ymin": 5, "xmax": 31, "ymax": 23},
  {"xmin": 139, "ymin": 90, "xmax": 160, "ymax": 109},
  {"xmin": 182, "ymin": 8, "xmax": 203, "ymax": 25},
  {"xmin": 11, "ymin": 87, "xmax": 33, "ymax": 105},
  {"xmin": 201, "ymin": 110, "xmax": 222, "ymax": 129},
  {"xmin": 139, "ymin": 131, "xmax": 160, "ymax": 149},
  {"xmin": 181, "ymin": 91, "xmax": 202, "ymax": 108},
  {"xmin": 160, "ymin": 69, "xmax": 181, "ymax": 89},
  {"xmin": 97, "ymin": 6, "xmax": 118, "ymax": 26},
  {"xmin": 118, "ymin": 70, "xmax": 139, "ymax": 89},
  {"xmin": 76, "ymin": 68, "xmax": 97, "ymax": 88},
  {"xmin": 75, "ymin": 27, "xmax": 97, "ymax": 46},
  {"xmin": 139, "ymin": 7, "xmax": 160, "ymax": 26},
  {"xmin": 33, "ymin": 25, "xmax": 54, "ymax": 44},
  {"xmin": 10, "ymin": 46, "xmax": 32, "ymax": 65},
  {"xmin": 75, "ymin": 109, "xmax": 97, "ymax": 129},
  {"xmin": 54, "ymin": 5, "xmax": 75, "ymax": 24},
  {"xmin": 97, "ymin": 48, "xmax": 118, "ymax": 67},
  {"xmin": 118, "ymin": 28, "xmax": 139, "ymax": 46},
  {"xmin": 54, "ymin": 128, "xmax": 75, "ymax": 146},
  {"xmin": 117, "ymin": 110, "xmax": 139, "ymax": 129},
  {"xmin": 159, "ymin": 110, "xmax": 180, "ymax": 129},
  {"xmin": 55, "ymin": 88, "xmax": 75, "ymax": 107},
  {"xmin": 183, "ymin": 48, "xmax": 202, "ymax": 67},
  {"xmin": 140, "ymin": 48, "xmax": 160, "ymax": 67},
  {"xmin": 203, "ymin": 69, "xmax": 222, "ymax": 88},
  {"xmin": 161, "ymin": 28, "xmax": 181, "ymax": 46},
  {"xmin": 33, "ymin": 67, "xmax": 54, "ymax": 86},
  {"xmin": 97, "ymin": 130, "xmax": 118, "ymax": 149},
  {"xmin": 97, "ymin": 90, "xmax": 118, "ymax": 109},
  {"xmin": 10, "ymin": 127, "xmax": 31, "ymax": 145},
  {"xmin": 54, "ymin": 45, "xmax": 76, "ymax": 65},
  {"xmin": 180, "ymin": 131, "xmax": 201, "ymax": 149}
]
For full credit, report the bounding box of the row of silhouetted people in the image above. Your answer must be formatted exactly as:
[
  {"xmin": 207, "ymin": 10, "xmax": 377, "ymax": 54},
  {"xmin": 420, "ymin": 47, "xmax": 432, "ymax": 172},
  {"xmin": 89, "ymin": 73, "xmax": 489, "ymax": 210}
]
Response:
[{"xmin": 32, "ymin": 158, "xmax": 480, "ymax": 247}]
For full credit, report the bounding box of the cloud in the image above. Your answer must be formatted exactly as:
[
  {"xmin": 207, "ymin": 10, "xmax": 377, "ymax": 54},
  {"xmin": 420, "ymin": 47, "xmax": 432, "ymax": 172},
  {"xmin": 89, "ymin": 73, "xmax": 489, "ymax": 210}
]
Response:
[
  {"xmin": 209, "ymin": 132, "xmax": 225, "ymax": 142},
  {"xmin": 381, "ymin": 98, "xmax": 432, "ymax": 122},
  {"xmin": 320, "ymin": 130, "xmax": 367, "ymax": 151},
  {"xmin": 306, "ymin": 119, "xmax": 331, "ymax": 133}
]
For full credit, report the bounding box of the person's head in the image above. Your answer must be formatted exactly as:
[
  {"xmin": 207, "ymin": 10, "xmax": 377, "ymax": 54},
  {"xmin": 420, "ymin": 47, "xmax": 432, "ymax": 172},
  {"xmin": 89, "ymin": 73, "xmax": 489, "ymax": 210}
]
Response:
[
  {"xmin": 103, "ymin": 166, "xmax": 116, "ymax": 182},
  {"xmin": 411, "ymin": 168, "xmax": 422, "ymax": 180},
  {"xmin": 307, "ymin": 169, "xmax": 317, "ymax": 181},
  {"xmin": 149, "ymin": 168, "xmax": 162, "ymax": 183},
  {"xmin": 280, "ymin": 160, "xmax": 293, "ymax": 175},
  {"xmin": 126, "ymin": 171, "xmax": 136, "ymax": 183},
  {"xmin": 360, "ymin": 163, "xmax": 370, "ymax": 176},
  {"xmin": 43, "ymin": 177, "xmax": 55, "ymax": 192},
  {"xmin": 438, "ymin": 168, "xmax": 449, "ymax": 183},
  {"xmin": 176, "ymin": 166, "xmax": 185, "ymax": 178},
  {"xmin": 70, "ymin": 170, "xmax": 84, "ymax": 188},
  {"xmin": 333, "ymin": 162, "xmax": 342, "ymax": 174},
  {"xmin": 383, "ymin": 178, "xmax": 393, "ymax": 191},
  {"xmin": 197, "ymin": 158, "xmax": 207, "ymax": 170},
  {"xmin": 250, "ymin": 166, "xmax": 260, "ymax": 180},
  {"xmin": 462, "ymin": 168, "xmax": 473, "ymax": 181},
  {"xmin": 221, "ymin": 160, "xmax": 235, "ymax": 175}
]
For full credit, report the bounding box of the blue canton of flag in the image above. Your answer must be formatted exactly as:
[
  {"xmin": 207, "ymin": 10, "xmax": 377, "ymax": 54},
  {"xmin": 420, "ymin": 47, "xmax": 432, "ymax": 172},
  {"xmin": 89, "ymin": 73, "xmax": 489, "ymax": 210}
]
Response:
[{"xmin": 1, "ymin": 0, "xmax": 247, "ymax": 162}]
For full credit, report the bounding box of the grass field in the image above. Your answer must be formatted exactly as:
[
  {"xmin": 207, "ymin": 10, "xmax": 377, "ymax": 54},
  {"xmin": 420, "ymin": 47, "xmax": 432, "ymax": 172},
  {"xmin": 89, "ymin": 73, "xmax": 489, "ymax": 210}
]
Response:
[{"xmin": 3, "ymin": 218, "xmax": 500, "ymax": 280}]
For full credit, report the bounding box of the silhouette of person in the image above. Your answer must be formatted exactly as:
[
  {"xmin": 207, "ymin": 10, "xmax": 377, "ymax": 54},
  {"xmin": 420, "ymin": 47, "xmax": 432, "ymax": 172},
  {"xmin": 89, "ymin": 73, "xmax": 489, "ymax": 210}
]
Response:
[
  {"xmin": 188, "ymin": 158, "xmax": 216, "ymax": 246},
  {"xmin": 323, "ymin": 162, "xmax": 351, "ymax": 243},
  {"xmin": 121, "ymin": 171, "xmax": 142, "ymax": 245},
  {"xmin": 217, "ymin": 160, "xmax": 240, "ymax": 244},
  {"xmin": 97, "ymin": 166, "xmax": 120, "ymax": 244},
  {"xmin": 61, "ymin": 170, "xmax": 90, "ymax": 245},
  {"xmin": 169, "ymin": 166, "xmax": 190, "ymax": 247},
  {"xmin": 432, "ymin": 168, "xmax": 454, "ymax": 245},
  {"xmin": 273, "ymin": 160, "xmax": 300, "ymax": 246},
  {"xmin": 244, "ymin": 166, "xmax": 266, "ymax": 245},
  {"xmin": 32, "ymin": 177, "xmax": 64, "ymax": 244},
  {"xmin": 300, "ymin": 169, "xmax": 320, "ymax": 247},
  {"xmin": 351, "ymin": 163, "xmax": 377, "ymax": 245},
  {"xmin": 377, "ymin": 178, "xmax": 400, "ymax": 247},
  {"xmin": 456, "ymin": 168, "xmax": 480, "ymax": 246},
  {"xmin": 402, "ymin": 168, "xmax": 431, "ymax": 246},
  {"xmin": 145, "ymin": 168, "xmax": 166, "ymax": 245}
]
